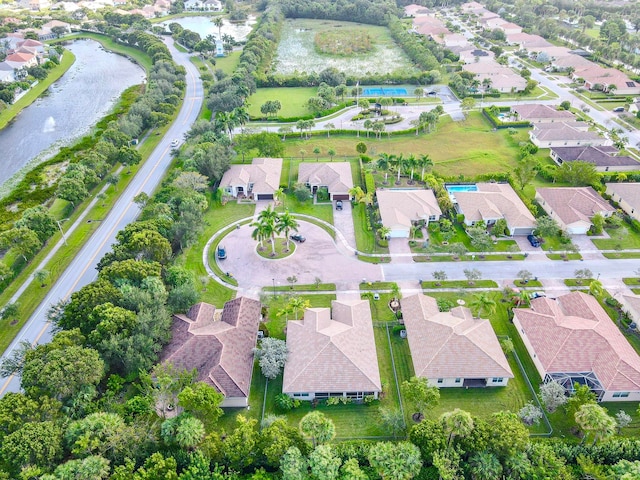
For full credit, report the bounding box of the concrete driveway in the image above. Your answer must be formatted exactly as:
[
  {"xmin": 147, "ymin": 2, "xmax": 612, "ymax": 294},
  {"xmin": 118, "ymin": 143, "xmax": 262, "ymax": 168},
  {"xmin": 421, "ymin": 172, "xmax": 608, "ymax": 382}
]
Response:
[
  {"xmin": 216, "ymin": 219, "xmax": 382, "ymax": 292},
  {"xmin": 332, "ymin": 200, "xmax": 356, "ymax": 249}
]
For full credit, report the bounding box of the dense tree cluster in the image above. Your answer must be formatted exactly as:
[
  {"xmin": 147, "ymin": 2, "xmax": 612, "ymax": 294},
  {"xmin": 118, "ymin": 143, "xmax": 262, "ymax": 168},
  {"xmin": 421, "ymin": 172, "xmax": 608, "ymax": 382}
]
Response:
[{"xmin": 276, "ymin": 0, "xmax": 399, "ymax": 26}]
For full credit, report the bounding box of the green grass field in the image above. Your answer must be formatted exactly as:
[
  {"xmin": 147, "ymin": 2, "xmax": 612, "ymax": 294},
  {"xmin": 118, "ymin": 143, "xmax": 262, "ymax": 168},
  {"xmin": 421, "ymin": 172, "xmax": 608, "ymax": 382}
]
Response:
[
  {"xmin": 247, "ymin": 87, "xmax": 317, "ymax": 118},
  {"xmin": 282, "ymin": 113, "xmax": 526, "ymax": 177},
  {"xmin": 214, "ymin": 50, "xmax": 241, "ymax": 76}
]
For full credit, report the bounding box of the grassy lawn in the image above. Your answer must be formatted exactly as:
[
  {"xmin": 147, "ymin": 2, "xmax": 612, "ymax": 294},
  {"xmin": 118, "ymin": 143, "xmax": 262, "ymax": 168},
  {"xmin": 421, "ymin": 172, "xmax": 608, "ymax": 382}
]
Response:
[
  {"xmin": 256, "ymin": 237, "xmax": 297, "ymax": 259},
  {"xmin": 564, "ymin": 278, "xmax": 594, "ymax": 287},
  {"xmin": 214, "ymin": 50, "xmax": 241, "ymax": 76},
  {"xmin": 282, "ymin": 112, "xmax": 527, "ymax": 177},
  {"xmin": 421, "ymin": 280, "xmax": 499, "ymax": 289},
  {"xmin": 514, "ymin": 280, "xmax": 543, "ymax": 288},
  {"xmin": 65, "ymin": 32, "xmax": 153, "ymax": 72},
  {"xmin": 592, "ymin": 224, "xmax": 640, "ymax": 250},
  {"xmin": 179, "ymin": 198, "xmax": 255, "ymax": 307},
  {"xmin": 0, "ymin": 50, "xmax": 75, "ymax": 130},
  {"xmin": 247, "ymin": 87, "xmax": 317, "ymax": 119},
  {"xmin": 277, "ymin": 194, "xmax": 334, "ymax": 226},
  {"xmin": 363, "ymin": 294, "xmax": 399, "ymax": 323},
  {"xmin": 623, "ymin": 278, "xmax": 640, "ymax": 286},
  {"xmin": 352, "ymin": 203, "xmax": 388, "ymax": 254},
  {"xmin": 263, "ymin": 293, "xmax": 336, "ymax": 340},
  {"xmin": 360, "ymin": 281, "xmax": 397, "ymax": 290},
  {"xmin": 267, "ymin": 283, "xmax": 337, "ymax": 292},
  {"xmin": 409, "ymin": 222, "xmax": 519, "ymax": 254}
]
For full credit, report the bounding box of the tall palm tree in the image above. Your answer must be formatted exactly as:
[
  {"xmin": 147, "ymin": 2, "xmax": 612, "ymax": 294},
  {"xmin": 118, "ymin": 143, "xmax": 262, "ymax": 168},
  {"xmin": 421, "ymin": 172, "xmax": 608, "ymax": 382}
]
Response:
[
  {"xmin": 406, "ymin": 154, "xmax": 418, "ymax": 184},
  {"xmin": 288, "ymin": 296, "xmax": 310, "ymax": 320},
  {"xmin": 276, "ymin": 210, "xmax": 299, "ymax": 252},
  {"xmin": 212, "ymin": 16, "xmax": 223, "ymax": 39},
  {"xmin": 250, "ymin": 222, "xmax": 267, "ymax": 250},
  {"xmin": 363, "ymin": 119, "xmax": 372, "ymax": 138},
  {"xmin": 470, "ymin": 293, "xmax": 497, "ymax": 318},
  {"xmin": 378, "ymin": 153, "xmax": 394, "ymax": 184},
  {"xmin": 394, "ymin": 154, "xmax": 406, "ymax": 184},
  {"xmin": 215, "ymin": 110, "xmax": 237, "ymax": 139},
  {"xmin": 440, "ymin": 409, "xmax": 474, "ymax": 447},
  {"xmin": 233, "ymin": 106, "xmax": 249, "ymax": 134},
  {"xmin": 325, "ymin": 122, "xmax": 335, "ymax": 138},
  {"xmin": 418, "ymin": 154, "xmax": 433, "ymax": 180}
]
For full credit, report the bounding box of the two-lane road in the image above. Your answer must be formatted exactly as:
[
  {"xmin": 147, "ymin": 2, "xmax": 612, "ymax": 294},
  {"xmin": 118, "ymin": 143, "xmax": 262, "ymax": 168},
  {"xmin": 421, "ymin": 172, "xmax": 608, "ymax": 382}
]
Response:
[{"xmin": 0, "ymin": 38, "xmax": 204, "ymax": 395}]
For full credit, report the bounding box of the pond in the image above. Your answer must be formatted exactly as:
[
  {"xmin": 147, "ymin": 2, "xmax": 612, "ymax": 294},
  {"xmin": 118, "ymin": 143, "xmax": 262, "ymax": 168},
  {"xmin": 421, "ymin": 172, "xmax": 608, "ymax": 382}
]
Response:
[
  {"xmin": 159, "ymin": 15, "xmax": 256, "ymax": 41},
  {"xmin": 272, "ymin": 19, "xmax": 418, "ymax": 76},
  {"xmin": 0, "ymin": 39, "xmax": 146, "ymax": 192}
]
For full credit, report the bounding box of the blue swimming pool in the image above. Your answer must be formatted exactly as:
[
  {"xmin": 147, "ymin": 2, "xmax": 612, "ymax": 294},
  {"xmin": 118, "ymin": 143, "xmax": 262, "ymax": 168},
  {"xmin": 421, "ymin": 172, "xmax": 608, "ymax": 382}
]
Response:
[
  {"xmin": 446, "ymin": 184, "xmax": 478, "ymax": 193},
  {"xmin": 362, "ymin": 87, "xmax": 408, "ymax": 96}
]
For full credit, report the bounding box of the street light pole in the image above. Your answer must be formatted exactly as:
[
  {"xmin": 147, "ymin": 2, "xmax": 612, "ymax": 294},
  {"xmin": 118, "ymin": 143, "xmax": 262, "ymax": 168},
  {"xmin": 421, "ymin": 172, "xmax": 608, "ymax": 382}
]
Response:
[
  {"xmin": 272, "ymin": 278, "xmax": 276, "ymax": 298},
  {"xmin": 56, "ymin": 218, "xmax": 69, "ymax": 246}
]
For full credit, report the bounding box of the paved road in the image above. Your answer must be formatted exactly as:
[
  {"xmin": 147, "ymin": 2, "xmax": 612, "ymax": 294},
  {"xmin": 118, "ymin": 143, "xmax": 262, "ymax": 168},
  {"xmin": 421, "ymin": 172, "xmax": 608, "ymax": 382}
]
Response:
[{"xmin": 0, "ymin": 39, "xmax": 204, "ymax": 395}]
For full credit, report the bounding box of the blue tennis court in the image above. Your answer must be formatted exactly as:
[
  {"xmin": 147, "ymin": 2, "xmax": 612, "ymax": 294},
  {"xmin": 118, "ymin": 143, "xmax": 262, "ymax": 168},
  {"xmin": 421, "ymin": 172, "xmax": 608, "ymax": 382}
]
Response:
[{"xmin": 362, "ymin": 87, "xmax": 408, "ymax": 96}]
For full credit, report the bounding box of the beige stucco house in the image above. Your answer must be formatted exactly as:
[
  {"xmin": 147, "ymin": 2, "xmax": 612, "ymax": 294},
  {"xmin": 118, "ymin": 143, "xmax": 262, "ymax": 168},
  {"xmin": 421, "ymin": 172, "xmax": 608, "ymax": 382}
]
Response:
[
  {"xmin": 219, "ymin": 157, "xmax": 282, "ymax": 200},
  {"xmin": 376, "ymin": 189, "xmax": 442, "ymax": 238},
  {"xmin": 606, "ymin": 182, "xmax": 640, "ymax": 223}
]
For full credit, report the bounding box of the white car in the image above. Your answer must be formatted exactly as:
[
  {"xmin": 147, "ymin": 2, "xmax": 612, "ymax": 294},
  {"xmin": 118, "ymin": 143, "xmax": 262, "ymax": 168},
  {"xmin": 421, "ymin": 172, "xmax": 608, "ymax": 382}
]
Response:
[{"xmin": 171, "ymin": 139, "xmax": 179, "ymax": 147}]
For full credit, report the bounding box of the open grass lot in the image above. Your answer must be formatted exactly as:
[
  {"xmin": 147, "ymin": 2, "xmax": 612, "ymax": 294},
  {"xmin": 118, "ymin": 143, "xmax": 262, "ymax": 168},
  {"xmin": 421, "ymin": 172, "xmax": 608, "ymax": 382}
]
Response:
[
  {"xmin": 283, "ymin": 113, "xmax": 526, "ymax": 177},
  {"xmin": 179, "ymin": 197, "xmax": 255, "ymax": 307},
  {"xmin": 214, "ymin": 50, "xmax": 241, "ymax": 76},
  {"xmin": 273, "ymin": 19, "xmax": 417, "ymax": 76},
  {"xmin": 247, "ymin": 87, "xmax": 317, "ymax": 118}
]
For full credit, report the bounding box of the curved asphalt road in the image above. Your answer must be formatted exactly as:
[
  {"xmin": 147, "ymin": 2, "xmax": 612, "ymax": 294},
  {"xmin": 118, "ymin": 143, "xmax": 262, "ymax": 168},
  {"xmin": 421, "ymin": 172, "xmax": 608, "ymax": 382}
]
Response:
[{"xmin": 0, "ymin": 38, "xmax": 204, "ymax": 395}]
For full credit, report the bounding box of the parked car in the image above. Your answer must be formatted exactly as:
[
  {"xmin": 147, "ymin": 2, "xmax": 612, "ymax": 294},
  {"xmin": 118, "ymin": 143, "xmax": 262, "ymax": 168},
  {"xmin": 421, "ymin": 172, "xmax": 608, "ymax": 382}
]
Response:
[
  {"xmin": 171, "ymin": 139, "xmax": 180, "ymax": 147},
  {"xmin": 531, "ymin": 292, "xmax": 546, "ymax": 299},
  {"xmin": 336, "ymin": 200, "xmax": 343, "ymax": 210},
  {"xmin": 290, "ymin": 233, "xmax": 306, "ymax": 243},
  {"xmin": 613, "ymin": 107, "xmax": 625, "ymax": 113},
  {"xmin": 217, "ymin": 245, "xmax": 227, "ymax": 259},
  {"xmin": 427, "ymin": 91, "xmax": 437, "ymax": 95},
  {"xmin": 527, "ymin": 234, "xmax": 541, "ymax": 247}
]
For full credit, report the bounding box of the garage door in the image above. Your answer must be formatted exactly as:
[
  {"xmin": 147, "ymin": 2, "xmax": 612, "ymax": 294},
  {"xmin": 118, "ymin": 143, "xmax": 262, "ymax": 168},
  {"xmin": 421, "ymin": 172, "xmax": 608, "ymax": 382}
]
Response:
[
  {"xmin": 511, "ymin": 227, "xmax": 533, "ymax": 236},
  {"xmin": 256, "ymin": 194, "xmax": 274, "ymax": 200},
  {"xmin": 388, "ymin": 229, "xmax": 409, "ymax": 238},
  {"xmin": 333, "ymin": 194, "xmax": 350, "ymax": 200}
]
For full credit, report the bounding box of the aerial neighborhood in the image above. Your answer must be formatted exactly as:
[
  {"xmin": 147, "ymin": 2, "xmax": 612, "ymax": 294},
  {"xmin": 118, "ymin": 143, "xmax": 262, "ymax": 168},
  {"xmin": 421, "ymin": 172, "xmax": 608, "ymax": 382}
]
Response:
[{"xmin": 1, "ymin": 0, "xmax": 640, "ymax": 478}]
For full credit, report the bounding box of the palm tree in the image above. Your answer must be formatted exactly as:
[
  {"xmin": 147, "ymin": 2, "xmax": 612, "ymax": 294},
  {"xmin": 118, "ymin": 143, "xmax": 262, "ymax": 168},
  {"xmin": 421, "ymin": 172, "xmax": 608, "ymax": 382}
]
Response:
[
  {"xmin": 363, "ymin": 119, "xmax": 372, "ymax": 138},
  {"xmin": 470, "ymin": 293, "xmax": 497, "ymax": 318},
  {"xmin": 277, "ymin": 210, "xmax": 299, "ymax": 252},
  {"xmin": 212, "ymin": 16, "xmax": 223, "ymax": 39},
  {"xmin": 469, "ymin": 452, "xmax": 502, "ymax": 480},
  {"xmin": 406, "ymin": 154, "xmax": 418, "ymax": 184},
  {"xmin": 378, "ymin": 153, "xmax": 394, "ymax": 184},
  {"xmin": 251, "ymin": 222, "xmax": 267, "ymax": 250},
  {"xmin": 325, "ymin": 122, "xmax": 335, "ymax": 138},
  {"xmin": 589, "ymin": 280, "xmax": 604, "ymax": 297},
  {"xmin": 252, "ymin": 205, "xmax": 279, "ymax": 255},
  {"xmin": 379, "ymin": 226, "xmax": 392, "ymax": 241},
  {"xmin": 575, "ymin": 403, "xmax": 616, "ymax": 446},
  {"xmin": 288, "ymin": 296, "xmax": 310, "ymax": 320},
  {"xmin": 440, "ymin": 409, "xmax": 474, "ymax": 448},
  {"xmin": 215, "ymin": 111, "xmax": 237, "ymax": 139},
  {"xmin": 418, "ymin": 154, "xmax": 433, "ymax": 180},
  {"xmin": 394, "ymin": 154, "xmax": 406, "ymax": 184},
  {"xmin": 274, "ymin": 187, "xmax": 285, "ymax": 207},
  {"xmin": 233, "ymin": 106, "xmax": 249, "ymax": 134},
  {"xmin": 327, "ymin": 148, "xmax": 336, "ymax": 161}
]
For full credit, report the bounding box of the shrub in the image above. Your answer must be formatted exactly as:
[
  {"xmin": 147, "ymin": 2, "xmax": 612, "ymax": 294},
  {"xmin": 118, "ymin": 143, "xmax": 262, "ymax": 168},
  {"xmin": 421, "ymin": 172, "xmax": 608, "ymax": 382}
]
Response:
[
  {"xmin": 363, "ymin": 395, "xmax": 377, "ymax": 404},
  {"xmin": 327, "ymin": 396, "xmax": 341, "ymax": 406},
  {"xmin": 275, "ymin": 393, "xmax": 295, "ymax": 412},
  {"xmin": 364, "ymin": 172, "xmax": 375, "ymax": 194}
]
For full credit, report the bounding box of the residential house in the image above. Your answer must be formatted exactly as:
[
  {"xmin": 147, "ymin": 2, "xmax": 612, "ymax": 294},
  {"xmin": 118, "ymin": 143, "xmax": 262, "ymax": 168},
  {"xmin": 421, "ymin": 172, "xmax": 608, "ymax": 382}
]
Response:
[
  {"xmin": 550, "ymin": 146, "xmax": 640, "ymax": 172},
  {"xmin": 463, "ymin": 60, "xmax": 527, "ymax": 92},
  {"xmin": 451, "ymin": 182, "xmax": 536, "ymax": 235},
  {"xmin": 376, "ymin": 189, "xmax": 442, "ymax": 238},
  {"xmin": 160, "ymin": 298, "xmax": 262, "ymax": 407},
  {"xmin": 0, "ymin": 63, "xmax": 14, "ymax": 83},
  {"xmin": 505, "ymin": 32, "xmax": 552, "ymax": 50},
  {"xmin": 404, "ymin": 4, "xmax": 430, "ymax": 16},
  {"xmin": 4, "ymin": 52, "xmax": 37, "ymax": 69},
  {"xmin": 21, "ymin": 0, "xmax": 50, "ymax": 10},
  {"xmin": 401, "ymin": 294, "xmax": 513, "ymax": 388},
  {"xmin": 495, "ymin": 21, "xmax": 522, "ymax": 35},
  {"xmin": 529, "ymin": 122, "xmax": 610, "ymax": 148},
  {"xmin": 606, "ymin": 182, "xmax": 640, "ymax": 223},
  {"xmin": 574, "ymin": 65, "xmax": 640, "ymax": 95},
  {"xmin": 282, "ymin": 299, "xmax": 382, "ymax": 401},
  {"xmin": 535, "ymin": 187, "xmax": 615, "ymax": 234},
  {"xmin": 513, "ymin": 104, "xmax": 576, "ymax": 124},
  {"xmin": 219, "ymin": 157, "xmax": 283, "ymax": 200},
  {"xmin": 614, "ymin": 294, "xmax": 640, "ymax": 328},
  {"xmin": 628, "ymin": 98, "xmax": 640, "ymax": 114},
  {"xmin": 514, "ymin": 292, "xmax": 640, "ymax": 401},
  {"xmin": 297, "ymin": 162, "xmax": 353, "ymax": 201},
  {"xmin": 458, "ymin": 47, "xmax": 492, "ymax": 64}
]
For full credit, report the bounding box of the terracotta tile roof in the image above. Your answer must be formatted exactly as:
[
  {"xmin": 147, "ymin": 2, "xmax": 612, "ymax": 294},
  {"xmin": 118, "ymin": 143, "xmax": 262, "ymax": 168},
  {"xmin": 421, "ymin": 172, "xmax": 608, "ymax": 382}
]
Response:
[
  {"xmin": 401, "ymin": 294, "xmax": 513, "ymax": 379},
  {"xmin": 5, "ymin": 52, "xmax": 34, "ymax": 62},
  {"xmin": 506, "ymin": 32, "xmax": 552, "ymax": 48},
  {"xmin": 552, "ymin": 146, "xmax": 639, "ymax": 168},
  {"xmin": 606, "ymin": 183, "xmax": 640, "ymax": 212},
  {"xmin": 377, "ymin": 189, "xmax": 442, "ymax": 231},
  {"xmin": 536, "ymin": 187, "xmax": 615, "ymax": 226},
  {"xmin": 283, "ymin": 300, "xmax": 382, "ymax": 394},
  {"xmin": 513, "ymin": 104, "xmax": 576, "ymax": 121},
  {"xmin": 454, "ymin": 182, "xmax": 536, "ymax": 231},
  {"xmin": 514, "ymin": 292, "xmax": 640, "ymax": 392},
  {"xmin": 297, "ymin": 162, "xmax": 353, "ymax": 194},
  {"xmin": 531, "ymin": 123, "xmax": 604, "ymax": 142},
  {"xmin": 220, "ymin": 157, "xmax": 282, "ymax": 194},
  {"xmin": 161, "ymin": 297, "xmax": 261, "ymax": 399},
  {"xmin": 614, "ymin": 294, "xmax": 640, "ymax": 324}
]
